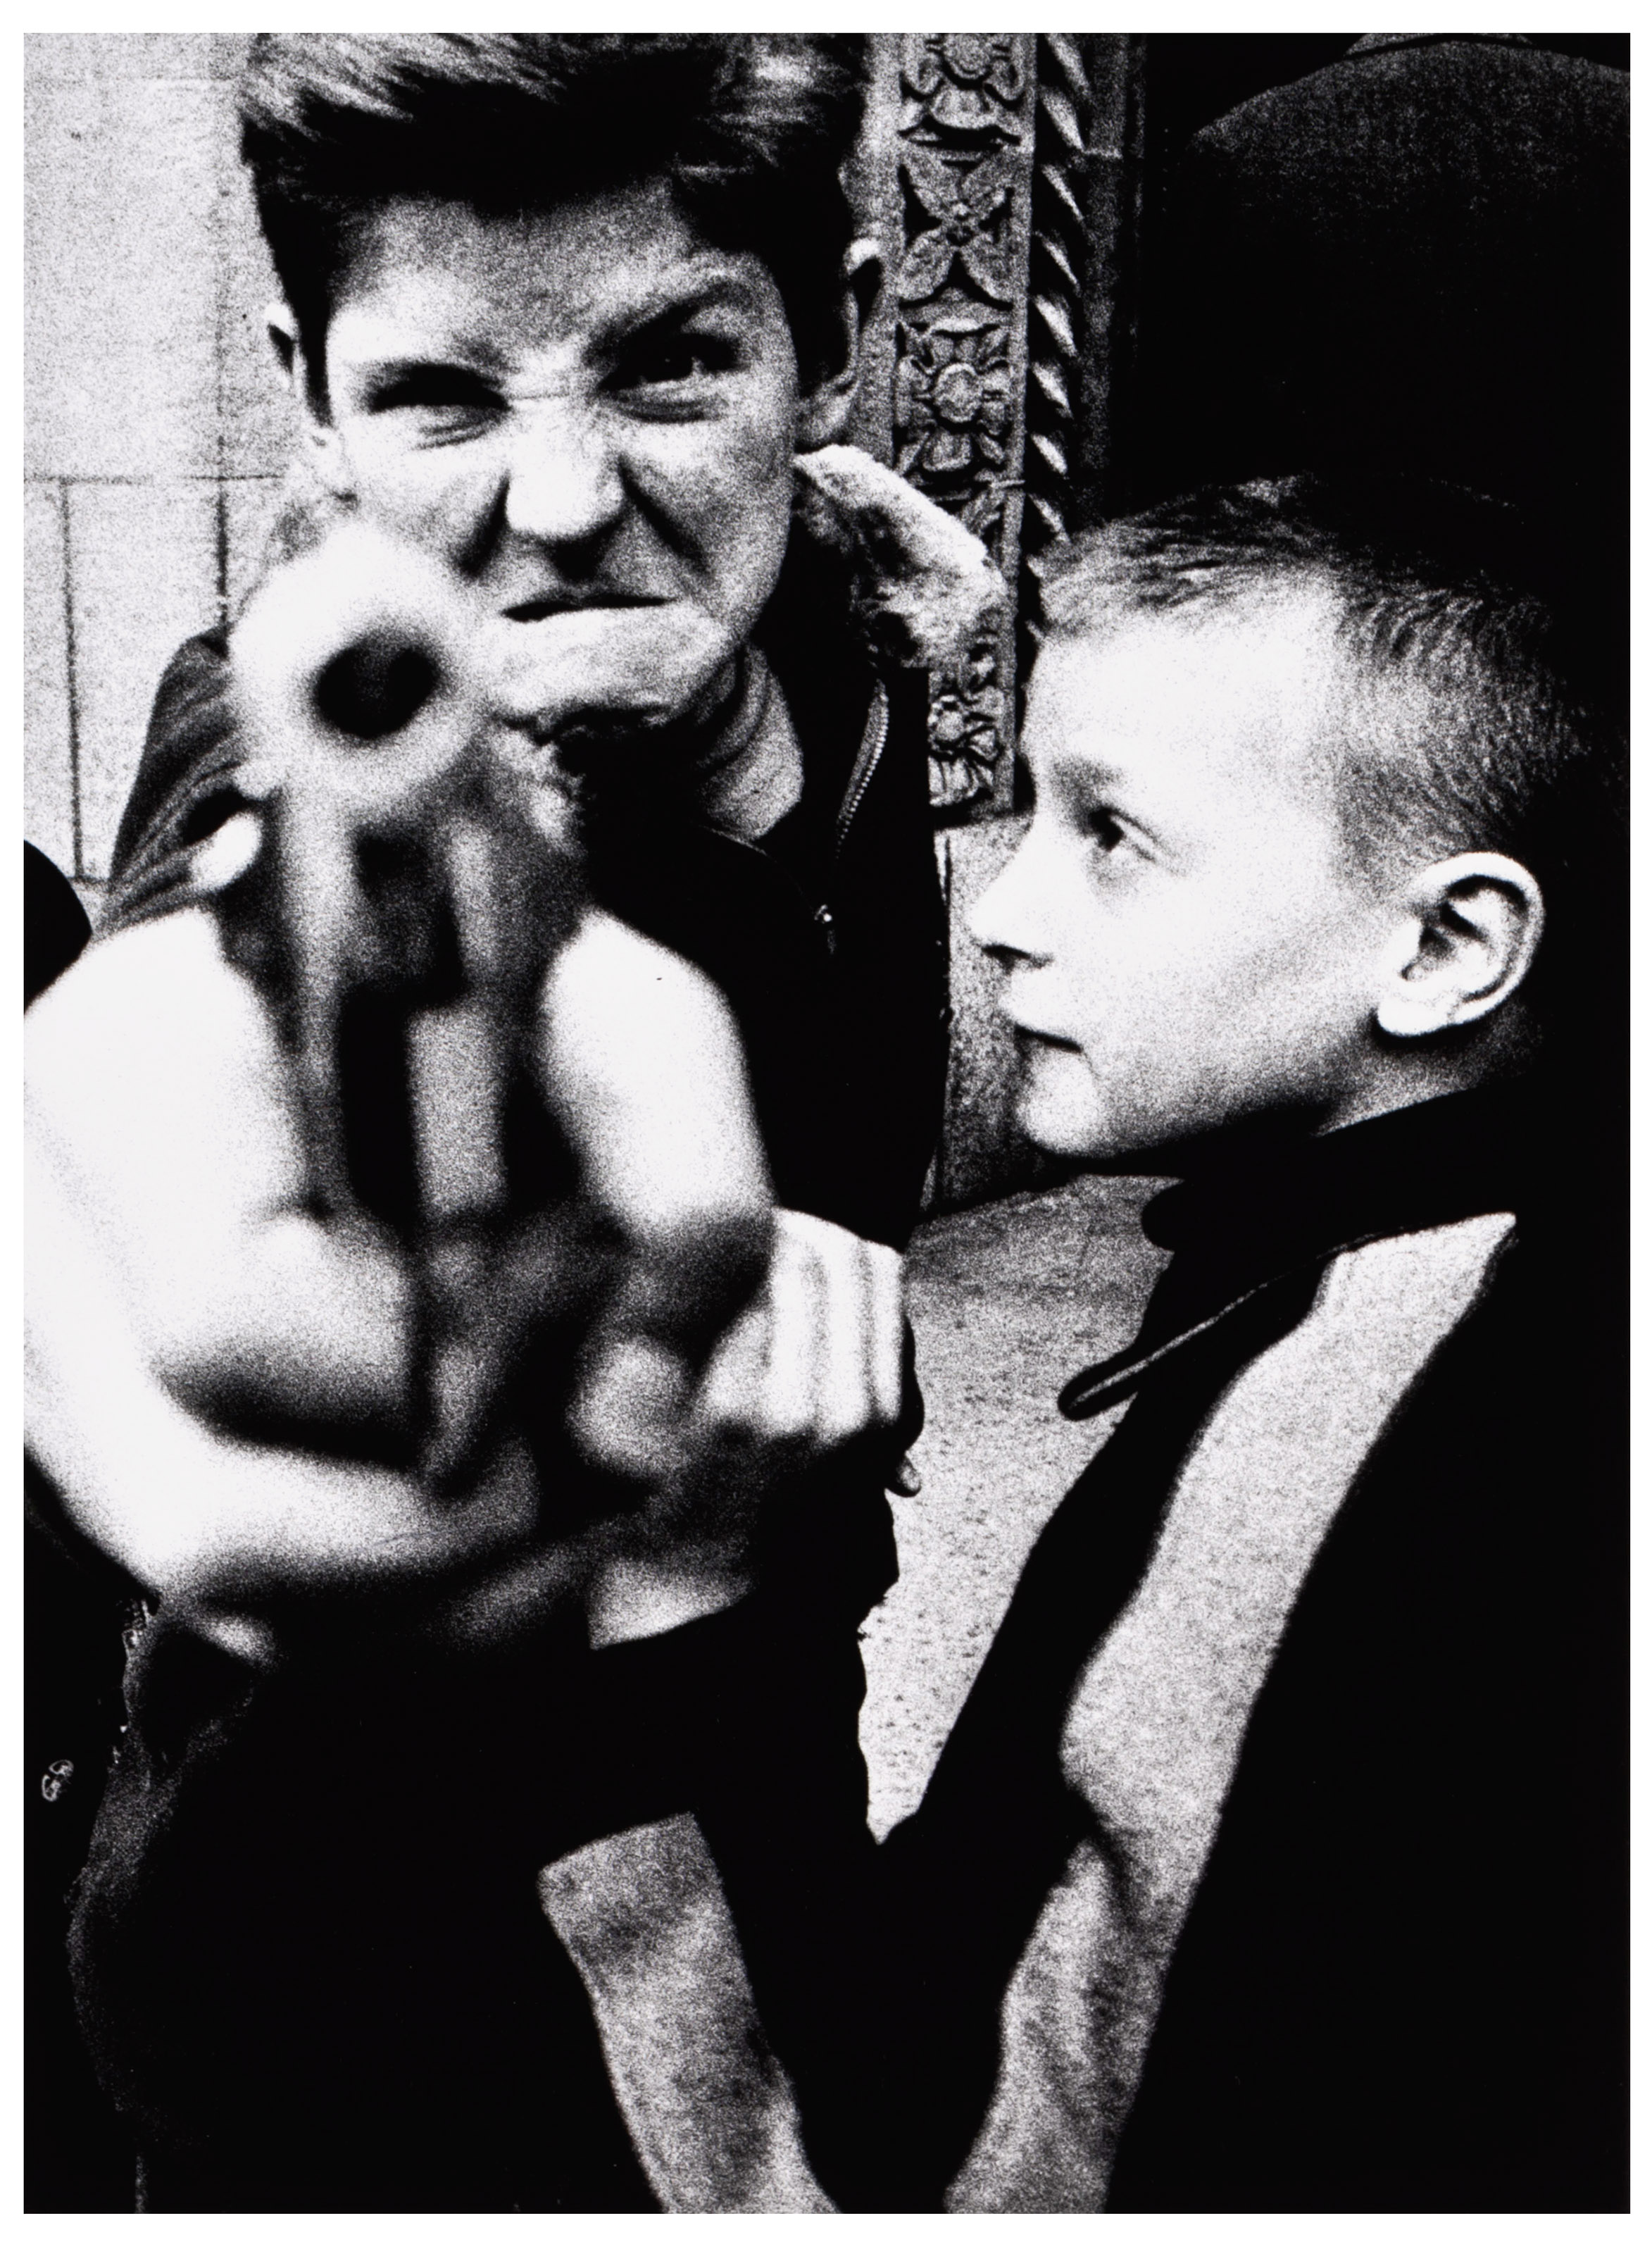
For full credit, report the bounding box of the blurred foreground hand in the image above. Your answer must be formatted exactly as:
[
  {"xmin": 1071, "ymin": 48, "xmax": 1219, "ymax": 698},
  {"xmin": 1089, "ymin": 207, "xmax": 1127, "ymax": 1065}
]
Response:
[
  {"xmin": 586, "ymin": 1205, "xmax": 908, "ymax": 1645},
  {"xmin": 25, "ymin": 524, "xmax": 779, "ymax": 1663},
  {"xmin": 27, "ymin": 901, "xmax": 783, "ymax": 1662},
  {"xmin": 27, "ymin": 521, "xmax": 914, "ymax": 1664}
]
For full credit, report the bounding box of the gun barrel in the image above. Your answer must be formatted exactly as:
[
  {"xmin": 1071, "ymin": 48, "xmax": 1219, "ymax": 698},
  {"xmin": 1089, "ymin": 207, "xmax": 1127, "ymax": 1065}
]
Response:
[{"xmin": 225, "ymin": 521, "xmax": 584, "ymax": 1233}]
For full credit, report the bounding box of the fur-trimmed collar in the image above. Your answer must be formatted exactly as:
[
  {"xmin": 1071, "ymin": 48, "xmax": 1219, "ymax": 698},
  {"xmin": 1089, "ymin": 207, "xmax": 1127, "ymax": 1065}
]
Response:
[{"xmin": 791, "ymin": 444, "xmax": 1006, "ymax": 672}]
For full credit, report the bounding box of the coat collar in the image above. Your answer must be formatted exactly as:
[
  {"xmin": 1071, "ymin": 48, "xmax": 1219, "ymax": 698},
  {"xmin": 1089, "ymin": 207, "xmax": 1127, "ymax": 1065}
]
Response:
[
  {"xmin": 789, "ymin": 444, "xmax": 1005, "ymax": 674},
  {"xmin": 1059, "ymin": 1083, "xmax": 1538, "ymax": 1421}
]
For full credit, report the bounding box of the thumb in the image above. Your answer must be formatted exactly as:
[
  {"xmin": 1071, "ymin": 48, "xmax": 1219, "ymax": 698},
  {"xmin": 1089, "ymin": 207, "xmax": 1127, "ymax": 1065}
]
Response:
[{"xmin": 534, "ymin": 911, "xmax": 773, "ymax": 1482}]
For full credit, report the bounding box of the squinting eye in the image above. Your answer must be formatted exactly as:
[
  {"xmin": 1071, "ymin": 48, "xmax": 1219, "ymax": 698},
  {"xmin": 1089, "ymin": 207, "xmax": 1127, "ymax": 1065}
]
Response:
[
  {"xmin": 371, "ymin": 368, "xmax": 499, "ymax": 418},
  {"xmin": 616, "ymin": 335, "xmax": 739, "ymax": 390},
  {"xmin": 1089, "ymin": 809, "xmax": 1126, "ymax": 853}
]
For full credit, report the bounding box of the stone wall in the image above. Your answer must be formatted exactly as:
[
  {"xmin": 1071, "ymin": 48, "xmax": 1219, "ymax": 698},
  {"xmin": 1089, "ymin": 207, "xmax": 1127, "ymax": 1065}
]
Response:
[{"xmin": 25, "ymin": 32, "xmax": 288, "ymax": 903}]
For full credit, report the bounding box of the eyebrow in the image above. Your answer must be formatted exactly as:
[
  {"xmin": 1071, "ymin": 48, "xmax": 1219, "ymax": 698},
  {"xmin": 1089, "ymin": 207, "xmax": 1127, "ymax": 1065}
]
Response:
[
  {"xmin": 1048, "ymin": 747, "xmax": 1129, "ymax": 793},
  {"xmin": 358, "ymin": 354, "xmax": 503, "ymax": 391},
  {"xmin": 347, "ymin": 270, "xmax": 761, "ymax": 386},
  {"xmin": 584, "ymin": 270, "xmax": 762, "ymax": 356},
  {"xmin": 1044, "ymin": 743, "xmax": 1175, "ymax": 847}
]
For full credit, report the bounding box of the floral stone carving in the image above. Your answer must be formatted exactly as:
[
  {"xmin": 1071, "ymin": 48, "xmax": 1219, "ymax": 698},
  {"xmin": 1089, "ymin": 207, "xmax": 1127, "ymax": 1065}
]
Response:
[
  {"xmin": 894, "ymin": 309, "xmax": 1014, "ymax": 494},
  {"xmin": 926, "ymin": 645, "xmax": 1006, "ymax": 787},
  {"xmin": 902, "ymin": 35, "xmax": 1026, "ymax": 137},
  {"xmin": 892, "ymin": 34, "xmax": 1036, "ymax": 812}
]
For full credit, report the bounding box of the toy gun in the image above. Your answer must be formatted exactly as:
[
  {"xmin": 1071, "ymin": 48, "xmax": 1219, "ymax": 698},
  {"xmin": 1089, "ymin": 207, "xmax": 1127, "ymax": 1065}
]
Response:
[{"xmin": 213, "ymin": 521, "xmax": 739, "ymax": 1505}]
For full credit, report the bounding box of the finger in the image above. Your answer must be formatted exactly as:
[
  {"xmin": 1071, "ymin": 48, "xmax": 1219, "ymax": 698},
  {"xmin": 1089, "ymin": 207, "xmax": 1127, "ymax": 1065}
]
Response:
[
  {"xmin": 772, "ymin": 1210, "xmax": 903, "ymax": 1447},
  {"xmin": 477, "ymin": 603, "xmax": 732, "ymax": 742},
  {"xmin": 814, "ymin": 1221, "xmax": 876, "ymax": 1446},
  {"xmin": 690, "ymin": 1297, "xmax": 775, "ymax": 1437},
  {"xmin": 567, "ymin": 1335, "xmax": 696, "ymax": 1486},
  {"xmin": 761, "ymin": 1215, "xmax": 824, "ymax": 1444},
  {"xmin": 866, "ymin": 1241, "xmax": 906, "ymax": 1429},
  {"xmin": 28, "ymin": 1121, "xmax": 537, "ymax": 1603},
  {"xmin": 537, "ymin": 913, "xmax": 774, "ymax": 1481}
]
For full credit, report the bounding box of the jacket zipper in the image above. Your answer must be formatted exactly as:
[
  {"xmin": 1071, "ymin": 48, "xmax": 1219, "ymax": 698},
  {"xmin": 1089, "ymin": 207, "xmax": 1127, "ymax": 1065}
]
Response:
[
  {"xmin": 816, "ymin": 682, "xmax": 890, "ymax": 949},
  {"xmin": 831, "ymin": 682, "xmax": 890, "ymax": 860}
]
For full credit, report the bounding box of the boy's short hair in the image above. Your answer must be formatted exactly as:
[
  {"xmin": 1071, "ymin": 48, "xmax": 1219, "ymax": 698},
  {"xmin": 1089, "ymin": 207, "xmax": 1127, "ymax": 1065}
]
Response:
[
  {"xmin": 239, "ymin": 34, "xmax": 867, "ymax": 392},
  {"xmin": 1038, "ymin": 477, "xmax": 1626, "ymax": 1005}
]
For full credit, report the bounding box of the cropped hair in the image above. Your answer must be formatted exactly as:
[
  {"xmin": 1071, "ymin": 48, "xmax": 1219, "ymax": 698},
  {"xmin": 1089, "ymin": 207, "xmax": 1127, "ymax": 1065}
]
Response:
[
  {"xmin": 1037, "ymin": 477, "xmax": 1627, "ymax": 1004},
  {"xmin": 239, "ymin": 34, "xmax": 867, "ymax": 390}
]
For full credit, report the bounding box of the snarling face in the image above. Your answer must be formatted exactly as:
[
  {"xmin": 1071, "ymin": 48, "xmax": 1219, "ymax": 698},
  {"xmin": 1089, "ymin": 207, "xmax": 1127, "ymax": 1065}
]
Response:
[{"xmin": 306, "ymin": 181, "xmax": 806, "ymax": 741}]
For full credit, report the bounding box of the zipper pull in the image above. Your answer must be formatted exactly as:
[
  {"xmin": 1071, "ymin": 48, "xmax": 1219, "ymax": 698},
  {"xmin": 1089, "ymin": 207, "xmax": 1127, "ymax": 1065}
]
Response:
[{"xmin": 814, "ymin": 901, "xmax": 837, "ymax": 954}]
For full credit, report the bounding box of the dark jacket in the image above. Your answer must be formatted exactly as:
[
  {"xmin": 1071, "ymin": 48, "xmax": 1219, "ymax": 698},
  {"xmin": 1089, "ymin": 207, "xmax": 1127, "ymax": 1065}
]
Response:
[
  {"xmin": 51, "ymin": 510, "xmax": 951, "ymax": 2212},
  {"xmin": 801, "ymin": 1085, "xmax": 1626, "ymax": 2211}
]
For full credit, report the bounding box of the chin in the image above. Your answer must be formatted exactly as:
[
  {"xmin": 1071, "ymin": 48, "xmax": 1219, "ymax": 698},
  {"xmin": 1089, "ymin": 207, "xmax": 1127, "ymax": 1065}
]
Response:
[
  {"xmin": 1016, "ymin": 1083, "xmax": 1175, "ymax": 1173},
  {"xmin": 1013, "ymin": 1087, "xmax": 1103, "ymax": 1162}
]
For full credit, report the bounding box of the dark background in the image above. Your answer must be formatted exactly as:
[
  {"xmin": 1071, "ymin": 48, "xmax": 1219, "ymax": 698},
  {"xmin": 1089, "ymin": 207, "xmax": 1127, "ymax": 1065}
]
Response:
[
  {"xmin": 1123, "ymin": 32, "xmax": 1630, "ymax": 565},
  {"xmin": 1146, "ymin": 33, "xmax": 1627, "ymax": 168}
]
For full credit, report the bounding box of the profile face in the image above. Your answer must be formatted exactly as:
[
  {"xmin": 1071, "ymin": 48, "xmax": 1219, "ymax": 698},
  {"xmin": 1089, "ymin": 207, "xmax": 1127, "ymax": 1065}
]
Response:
[
  {"xmin": 969, "ymin": 597, "xmax": 1396, "ymax": 1168},
  {"xmin": 306, "ymin": 180, "xmax": 808, "ymax": 740}
]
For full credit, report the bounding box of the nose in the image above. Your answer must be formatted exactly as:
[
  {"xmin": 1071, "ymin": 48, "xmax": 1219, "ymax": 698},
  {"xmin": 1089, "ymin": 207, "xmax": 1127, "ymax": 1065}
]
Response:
[
  {"xmin": 968, "ymin": 826, "xmax": 1052, "ymax": 967},
  {"xmin": 503, "ymin": 401, "xmax": 627, "ymax": 552}
]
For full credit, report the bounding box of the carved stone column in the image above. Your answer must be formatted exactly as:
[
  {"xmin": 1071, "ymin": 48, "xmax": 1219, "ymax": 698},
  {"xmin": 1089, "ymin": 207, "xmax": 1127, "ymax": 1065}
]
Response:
[
  {"xmin": 846, "ymin": 34, "xmax": 1146, "ymax": 1206},
  {"xmin": 1020, "ymin": 36, "xmax": 1146, "ymax": 692},
  {"xmin": 851, "ymin": 33, "xmax": 1037, "ymax": 817},
  {"xmin": 849, "ymin": 34, "xmax": 1143, "ymax": 833}
]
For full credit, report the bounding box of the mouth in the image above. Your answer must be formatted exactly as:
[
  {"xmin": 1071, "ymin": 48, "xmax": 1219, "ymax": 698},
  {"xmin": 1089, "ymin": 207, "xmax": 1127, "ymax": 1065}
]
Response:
[
  {"xmin": 501, "ymin": 592, "xmax": 670, "ymax": 624},
  {"xmin": 1008, "ymin": 1019, "xmax": 1082, "ymax": 1052}
]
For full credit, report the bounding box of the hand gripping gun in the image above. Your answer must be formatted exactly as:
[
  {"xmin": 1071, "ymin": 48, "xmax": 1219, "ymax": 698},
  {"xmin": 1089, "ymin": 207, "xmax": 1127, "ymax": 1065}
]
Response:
[{"xmin": 211, "ymin": 521, "xmax": 764, "ymax": 1511}]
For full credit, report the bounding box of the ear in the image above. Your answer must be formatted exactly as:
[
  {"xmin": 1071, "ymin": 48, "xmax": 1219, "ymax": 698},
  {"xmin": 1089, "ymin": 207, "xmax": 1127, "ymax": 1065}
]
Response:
[
  {"xmin": 266, "ymin": 301, "xmax": 353, "ymax": 499},
  {"xmin": 794, "ymin": 239, "xmax": 882, "ymax": 451},
  {"xmin": 1375, "ymin": 852, "xmax": 1545, "ymax": 1038}
]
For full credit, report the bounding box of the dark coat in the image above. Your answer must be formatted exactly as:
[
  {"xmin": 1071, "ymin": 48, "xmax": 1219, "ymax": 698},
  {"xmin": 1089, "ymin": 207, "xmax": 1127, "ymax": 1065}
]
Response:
[{"xmin": 807, "ymin": 1086, "xmax": 1626, "ymax": 2212}]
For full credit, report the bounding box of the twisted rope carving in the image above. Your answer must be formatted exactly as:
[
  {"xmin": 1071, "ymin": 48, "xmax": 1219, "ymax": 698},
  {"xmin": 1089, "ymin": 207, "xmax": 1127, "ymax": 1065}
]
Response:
[
  {"xmin": 1016, "ymin": 32, "xmax": 1094, "ymax": 728},
  {"xmin": 1022, "ymin": 30, "xmax": 1091, "ymax": 621}
]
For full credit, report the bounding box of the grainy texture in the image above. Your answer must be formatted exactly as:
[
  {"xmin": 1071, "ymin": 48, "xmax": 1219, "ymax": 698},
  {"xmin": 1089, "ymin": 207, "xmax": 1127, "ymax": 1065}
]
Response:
[
  {"xmin": 23, "ymin": 482, "xmax": 76, "ymax": 877},
  {"xmin": 861, "ymin": 1171, "xmax": 1165, "ymax": 1838},
  {"xmin": 23, "ymin": 32, "xmax": 288, "ymax": 896},
  {"xmin": 64, "ymin": 484, "xmax": 220, "ymax": 879},
  {"xmin": 20, "ymin": 31, "xmax": 1109, "ymax": 1209},
  {"xmin": 951, "ymin": 1212, "xmax": 1518, "ymax": 2209},
  {"xmin": 539, "ymin": 1816, "xmax": 834, "ymax": 2213}
]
